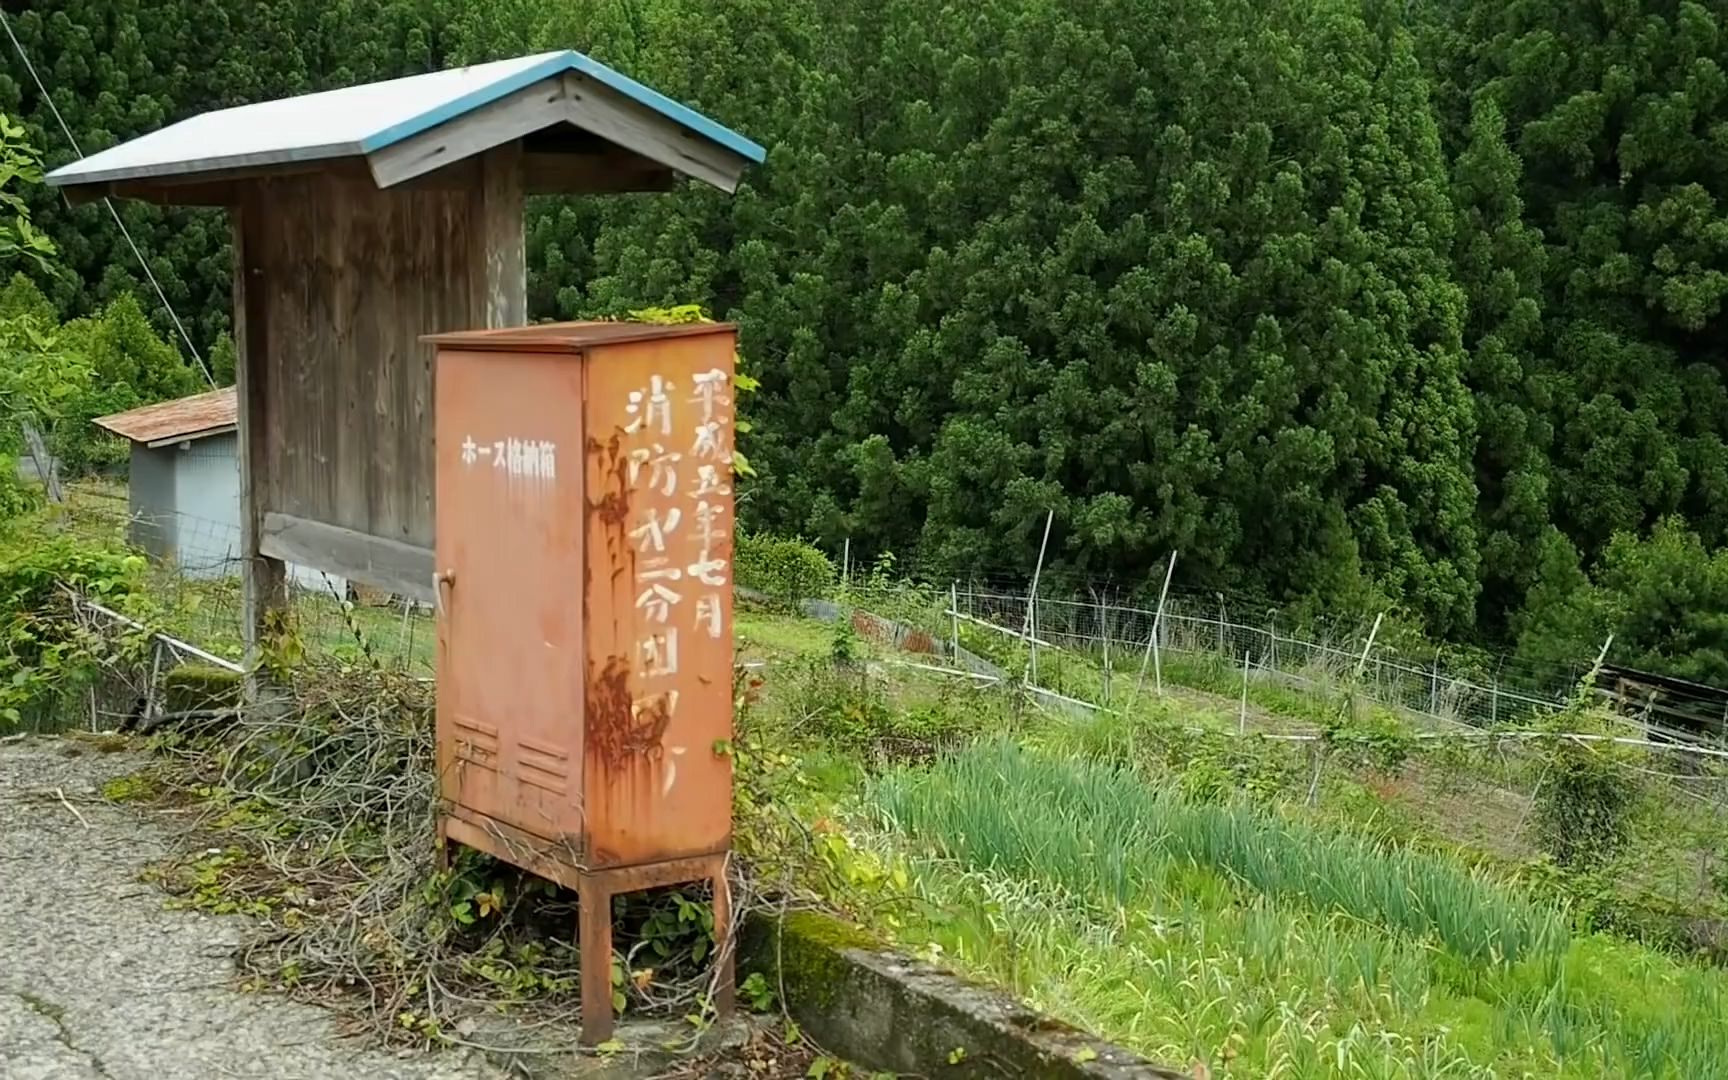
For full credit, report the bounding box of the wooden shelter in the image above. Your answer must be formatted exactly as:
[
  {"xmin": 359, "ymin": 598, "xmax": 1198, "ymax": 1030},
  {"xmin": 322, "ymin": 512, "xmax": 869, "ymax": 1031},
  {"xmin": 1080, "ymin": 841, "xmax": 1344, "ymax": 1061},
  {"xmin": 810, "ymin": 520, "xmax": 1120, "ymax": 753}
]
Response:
[
  {"xmin": 46, "ymin": 52, "xmax": 764, "ymax": 656},
  {"xmin": 1597, "ymin": 662, "xmax": 1728, "ymax": 743}
]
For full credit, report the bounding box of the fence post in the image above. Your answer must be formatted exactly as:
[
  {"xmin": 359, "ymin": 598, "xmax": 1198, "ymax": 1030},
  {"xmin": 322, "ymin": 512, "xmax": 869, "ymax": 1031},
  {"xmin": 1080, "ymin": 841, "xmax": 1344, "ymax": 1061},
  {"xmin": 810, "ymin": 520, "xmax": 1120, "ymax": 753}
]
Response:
[
  {"xmin": 1135, "ymin": 551, "xmax": 1179, "ymax": 700},
  {"xmin": 141, "ymin": 639, "xmax": 163, "ymax": 732},
  {"xmin": 1094, "ymin": 588, "xmax": 1112, "ymax": 706},
  {"xmin": 1353, "ymin": 613, "xmax": 1383, "ymax": 681},
  {"xmin": 950, "ymin": 581, "xmax": 959, "ymax": 662},
  {"xmin": 21, "ymin": 421, "xmax": 64, "ymax": 504},
  {"xmin": 1239, "ymin": 648, "xmax": 1250, "ymax": 735},
  {"xmin": 1021, "ymin": 510, "xmax": 1054, "ymax": 687},
  {"xmin": 841, "ymin": 537, "xmax": 851, "ymax": 590},
  {"xmin": 1429, "ymin": 657, "xmax": 1439, "ymax": 715},
  {"xmin": 1268, "ymin": 611, "xmax": 1278, "ymax": 671}
]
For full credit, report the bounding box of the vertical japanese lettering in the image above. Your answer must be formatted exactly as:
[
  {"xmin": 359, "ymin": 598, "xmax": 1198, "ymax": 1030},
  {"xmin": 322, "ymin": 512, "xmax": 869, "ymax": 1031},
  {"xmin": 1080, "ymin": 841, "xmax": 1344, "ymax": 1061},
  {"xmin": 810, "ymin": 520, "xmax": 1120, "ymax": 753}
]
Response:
[{"xmin": 611, "ymin": 358, "xmax": 735, "ymax": 789}]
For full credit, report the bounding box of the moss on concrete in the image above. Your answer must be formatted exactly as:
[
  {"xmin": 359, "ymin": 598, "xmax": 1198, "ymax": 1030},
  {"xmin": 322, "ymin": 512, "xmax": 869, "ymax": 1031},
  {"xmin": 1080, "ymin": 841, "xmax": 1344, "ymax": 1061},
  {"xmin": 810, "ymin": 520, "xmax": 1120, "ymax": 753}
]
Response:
[
  {"xmin": 161, "ymin": 665, "xmax": 243, "ymax": 714},
  {"xmin": 742, "ymin": 910, "xmax": 880, "ymax": 1011},
  {"xmin": 739, "ymin": 909, "xmax": 1178, "ymax": 1078},
  {"xmin": 780, "ymin": 910, "xmax": 878, "ymax": 951}
]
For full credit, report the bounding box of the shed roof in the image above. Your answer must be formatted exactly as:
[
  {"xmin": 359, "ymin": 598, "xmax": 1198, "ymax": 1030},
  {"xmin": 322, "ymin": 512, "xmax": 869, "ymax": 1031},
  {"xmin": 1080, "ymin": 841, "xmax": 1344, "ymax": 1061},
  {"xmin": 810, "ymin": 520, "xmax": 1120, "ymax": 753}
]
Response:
[
  {"xmin": 44, "ymin": 50, "xmax": 765, "ymax": 190},
  {"xmin": 93, "ymin": 387, "xmax": 237, "ymax": 448}
]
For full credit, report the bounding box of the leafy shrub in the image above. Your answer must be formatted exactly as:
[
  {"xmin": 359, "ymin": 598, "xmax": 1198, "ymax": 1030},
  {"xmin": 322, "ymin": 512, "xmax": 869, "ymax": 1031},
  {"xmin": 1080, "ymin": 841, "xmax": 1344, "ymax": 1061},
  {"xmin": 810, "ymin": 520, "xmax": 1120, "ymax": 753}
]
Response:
[
  {"xmin": 1323, "ymin": 704, "xmax": 1415, "ymax": 777},
  {"xmin": 0, "ymin": 454, "xmax": 41, "ymax": 518},
  {"xmin": 1525, "ymin": 666, "xmax": 1643, "ymax": 873},
  {"xmin": 0, "ymin": 533, "xmax": 149, "ymax": 730},
  {"xmin": 49, "ymin": 293, "xmax": 203, "ymax": 476},
  {"xmin": 1532, "ymin": 724, "xmax": 1640, "ymax": 871},
  {"xmin": 829, "ymin": 617, "xmax": 860, "ymax": 666},
  {"xmin": 781, "ymin": 656, "xmax": 978, "ymax": 759},
  {"xmin": 736, "ymin": 533, "xmax": 835, "ymax": 608}
]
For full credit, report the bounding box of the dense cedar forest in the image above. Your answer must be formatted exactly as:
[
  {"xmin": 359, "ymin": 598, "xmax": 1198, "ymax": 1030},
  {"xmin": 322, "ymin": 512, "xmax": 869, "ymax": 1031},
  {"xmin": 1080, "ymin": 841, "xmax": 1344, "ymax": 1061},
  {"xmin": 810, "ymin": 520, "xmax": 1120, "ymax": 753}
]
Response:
[{"xmin": 6, "ymin": 0, "xmax": 1728, "ymax": 678}]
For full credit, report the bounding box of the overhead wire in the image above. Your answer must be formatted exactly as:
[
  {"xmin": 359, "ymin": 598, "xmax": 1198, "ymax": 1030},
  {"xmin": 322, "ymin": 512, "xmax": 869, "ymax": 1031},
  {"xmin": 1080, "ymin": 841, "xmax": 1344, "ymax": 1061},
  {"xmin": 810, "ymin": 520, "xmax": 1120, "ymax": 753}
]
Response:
[{"xmin": 0, "ymin": 6, "xmax": 217, "ymax": 388}]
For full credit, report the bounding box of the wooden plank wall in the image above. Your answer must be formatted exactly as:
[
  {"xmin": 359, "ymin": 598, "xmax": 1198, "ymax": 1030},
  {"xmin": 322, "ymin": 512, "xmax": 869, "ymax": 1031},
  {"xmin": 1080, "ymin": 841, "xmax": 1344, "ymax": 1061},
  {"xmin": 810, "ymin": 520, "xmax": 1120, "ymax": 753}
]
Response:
[{"xmin": 238, "ymin": 144, "xmax": 524, "ymax": 601}]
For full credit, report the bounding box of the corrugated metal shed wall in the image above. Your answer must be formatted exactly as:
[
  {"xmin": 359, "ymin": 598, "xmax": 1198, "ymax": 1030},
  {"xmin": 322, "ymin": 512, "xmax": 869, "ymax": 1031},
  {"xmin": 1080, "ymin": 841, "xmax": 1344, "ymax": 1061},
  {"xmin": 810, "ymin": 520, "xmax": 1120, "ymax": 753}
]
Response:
[
  {"xmin": 165, "ymin": 433, "xmax": 344, "ymax": 592},
  {"xmin": 172, "ymin": 433, "xmax": 243, "ymax": 578},
  {"xmin": 128, "ymin": 443, "xmax": 177, "ymax": 563}
]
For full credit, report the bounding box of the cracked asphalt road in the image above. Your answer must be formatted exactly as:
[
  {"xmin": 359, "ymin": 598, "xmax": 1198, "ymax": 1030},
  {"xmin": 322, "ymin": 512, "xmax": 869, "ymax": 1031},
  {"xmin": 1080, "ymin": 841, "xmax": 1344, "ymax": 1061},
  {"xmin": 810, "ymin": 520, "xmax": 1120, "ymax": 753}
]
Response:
[{"xmin": 0, "ymin": 736, "xmax": 503, "ymax": 1080}]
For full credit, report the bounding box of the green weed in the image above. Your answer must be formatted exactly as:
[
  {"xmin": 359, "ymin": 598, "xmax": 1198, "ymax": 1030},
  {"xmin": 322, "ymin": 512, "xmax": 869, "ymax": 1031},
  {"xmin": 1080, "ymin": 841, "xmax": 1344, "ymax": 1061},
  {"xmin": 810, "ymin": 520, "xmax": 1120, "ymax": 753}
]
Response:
[{"xmin": 860, "ymin": 740, "xmax": 1728, "ymax": 1076}]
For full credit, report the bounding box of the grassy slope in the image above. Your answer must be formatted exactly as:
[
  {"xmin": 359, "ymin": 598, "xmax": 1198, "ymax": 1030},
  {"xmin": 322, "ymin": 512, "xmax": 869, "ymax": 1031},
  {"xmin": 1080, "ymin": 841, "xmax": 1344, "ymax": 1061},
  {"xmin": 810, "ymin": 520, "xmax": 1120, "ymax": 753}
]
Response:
[
  {"xmin": 865, "ymin": 741, "xmax": 1728, "ymax": 1077},
  {"xmin": 727, "ymin": 600, "xmax": 1728, "ymax": 1077}
]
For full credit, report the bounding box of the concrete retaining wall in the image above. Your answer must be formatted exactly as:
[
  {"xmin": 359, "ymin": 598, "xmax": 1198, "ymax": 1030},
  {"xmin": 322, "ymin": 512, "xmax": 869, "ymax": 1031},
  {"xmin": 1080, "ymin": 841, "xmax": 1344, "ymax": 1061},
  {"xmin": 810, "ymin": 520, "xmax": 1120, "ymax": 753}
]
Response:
[{"xmin": 740, "ymin": 911, "xmax": 1186, "ymax": 1079}]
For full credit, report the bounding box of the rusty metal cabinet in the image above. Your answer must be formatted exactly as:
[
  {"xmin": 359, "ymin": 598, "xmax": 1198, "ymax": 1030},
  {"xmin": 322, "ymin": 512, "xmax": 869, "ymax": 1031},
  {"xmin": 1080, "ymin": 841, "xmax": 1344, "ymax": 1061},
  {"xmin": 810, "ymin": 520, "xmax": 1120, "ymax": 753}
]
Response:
[{"xmin": 428, "ymin": 321, "xmax": 738, "ymax": 1043}]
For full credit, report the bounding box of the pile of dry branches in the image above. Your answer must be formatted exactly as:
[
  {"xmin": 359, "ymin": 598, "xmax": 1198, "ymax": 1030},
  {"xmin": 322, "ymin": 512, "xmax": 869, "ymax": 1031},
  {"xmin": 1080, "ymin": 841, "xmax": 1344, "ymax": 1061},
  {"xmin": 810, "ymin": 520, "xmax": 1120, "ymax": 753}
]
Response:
[{"xmin": 146, "ymin": 661, "xmax": 753, "ymax": 1054}]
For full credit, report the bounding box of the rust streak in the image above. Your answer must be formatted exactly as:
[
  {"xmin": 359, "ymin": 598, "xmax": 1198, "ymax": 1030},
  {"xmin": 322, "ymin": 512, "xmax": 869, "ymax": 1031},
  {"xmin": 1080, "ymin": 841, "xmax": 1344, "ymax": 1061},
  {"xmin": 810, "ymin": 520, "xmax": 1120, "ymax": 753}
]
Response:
[{"xmin": 585, "ymin": 654, "xmax": 673, "ymax": 767}]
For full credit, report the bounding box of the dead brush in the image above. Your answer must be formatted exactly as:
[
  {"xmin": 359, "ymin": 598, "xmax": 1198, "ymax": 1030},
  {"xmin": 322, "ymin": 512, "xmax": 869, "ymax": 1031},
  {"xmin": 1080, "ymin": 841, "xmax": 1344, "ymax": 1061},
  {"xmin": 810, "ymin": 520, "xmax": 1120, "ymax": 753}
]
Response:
[{"xmin": 145, "ymin": 660, "xmax": 750, "ymax": 1053}]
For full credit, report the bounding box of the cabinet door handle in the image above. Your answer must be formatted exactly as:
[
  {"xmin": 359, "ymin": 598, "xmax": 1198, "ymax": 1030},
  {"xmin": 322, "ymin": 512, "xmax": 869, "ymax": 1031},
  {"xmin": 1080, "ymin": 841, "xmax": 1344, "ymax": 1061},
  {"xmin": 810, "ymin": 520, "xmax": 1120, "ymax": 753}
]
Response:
[{"xmin": 434, "ymin": 569, "xmax": 456, "ymax": 617}]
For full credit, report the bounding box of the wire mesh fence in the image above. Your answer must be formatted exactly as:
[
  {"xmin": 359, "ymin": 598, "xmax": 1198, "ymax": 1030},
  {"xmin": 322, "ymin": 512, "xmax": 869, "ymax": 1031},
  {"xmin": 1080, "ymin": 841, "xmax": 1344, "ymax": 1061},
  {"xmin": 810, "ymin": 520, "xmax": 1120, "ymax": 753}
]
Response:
[
  {"xmin": 871, "ymin": 577, "xmax": 1728, "ymax": 939},
  {"xmin": 953, "ymin": 584, "xmax": 1642, "ymax": 736},
  {"xmin": 61, "ymin": 488, "xmax": 435, "ymax": 675}
]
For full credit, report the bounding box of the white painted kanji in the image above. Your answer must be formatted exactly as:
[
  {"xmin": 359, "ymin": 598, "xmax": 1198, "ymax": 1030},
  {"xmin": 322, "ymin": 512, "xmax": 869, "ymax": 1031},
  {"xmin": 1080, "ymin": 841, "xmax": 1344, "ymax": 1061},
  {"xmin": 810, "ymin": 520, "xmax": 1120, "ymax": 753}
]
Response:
[
  {"xmin": 636, "ymin": 561, "xmax": 684, "ymax": 582},
  {"xmin": 689, "ymin": 368, "xmax": 732, "ymax": 422},
  {"xmin": 629, "ymin": 507, "xmax": 682, "ymax": 554},
  {"xmin": 636, "ymin": 582, "xmax": 681, "ymax": 623},
  {"xmin": 640, "ymin": 629, "xmax": 680, "ymax": 678},
  {"xmin": 632, "ymin": 689, "xmax": 679, "ymax": 720},
  {"xmin": 693, "ymin": 500, "xmax": 727, "ymax": 553},
  {"xmin": 691, "ymin": 420, "xmax": 724, "ymax": 461},
  {"xmin": 624, "ymin": 375, "xmax": 675, "ymax": 436},
  {"xmin": 691, "ymin": 464, "xmax": 731, "ymax": 498},
  {"xmin": 661, "ymin": 744, "xmax": 688, "ymax": 797},
  {"xmin": 687, "ymin": 556, "xmax": 728, "ymax": 587},
  {"xmin": 695, "ymin": 593, "xmax": 724, "ymax": 639},
  {"xmin": 628, "ymin": 443, "xmax": 681, "ymax": 495}
]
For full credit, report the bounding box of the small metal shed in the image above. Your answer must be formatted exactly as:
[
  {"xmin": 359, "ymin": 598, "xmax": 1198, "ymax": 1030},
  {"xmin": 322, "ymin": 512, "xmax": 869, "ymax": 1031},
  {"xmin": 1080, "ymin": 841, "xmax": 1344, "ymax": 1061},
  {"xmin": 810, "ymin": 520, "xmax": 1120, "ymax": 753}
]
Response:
[
  {"xmin": 46, "ymin": 52, "xmax": 764, "ymax": 656},
  {"xmin": 91, "ymin": 388, "xmax": 339, "ymax": 592}
]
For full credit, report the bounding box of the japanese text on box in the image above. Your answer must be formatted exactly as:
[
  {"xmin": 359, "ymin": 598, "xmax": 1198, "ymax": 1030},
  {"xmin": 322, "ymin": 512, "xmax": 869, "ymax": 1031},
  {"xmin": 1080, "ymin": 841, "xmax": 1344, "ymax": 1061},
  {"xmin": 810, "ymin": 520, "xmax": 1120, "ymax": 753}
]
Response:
[
  {"xmin": 620, "ymin": 365, "xmax": 733, "ymax": 789},
  {"xmin": 459, "ymin": 435, "xmax": 558, "ymax": 479}
]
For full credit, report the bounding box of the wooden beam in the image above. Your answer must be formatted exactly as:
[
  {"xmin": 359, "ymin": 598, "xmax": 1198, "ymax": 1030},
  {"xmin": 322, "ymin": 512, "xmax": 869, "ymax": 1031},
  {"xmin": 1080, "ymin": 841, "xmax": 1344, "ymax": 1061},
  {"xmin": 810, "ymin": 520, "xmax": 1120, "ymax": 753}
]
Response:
[
  {"xmin": 522, "ymin": 150, "xmax": 675, "ymax": 195},
  {"xmin": 368, "ymin": 80, "xmax": 570, "ymax": 188},
  {"xmin": 60, "ymin": 179, "xmax": 237, "ymax": 206},
  {"xmin": 558, "ymin": 72, "xmax": 750, "ymax": 194},
  {"xmin": 233, "ymin": 195, "xmax": 288, "ymax": 668},
  {"xmin": 106, "ymin": 178, "xmax": 240, "ymax": 206},
  {"xmin": 473, "ymin": 142, "xmax": 526, "ymax": 328},
  {"xmin": 259, "ymin": 512, "xmax": 434, "ymax": 602},
  {"xmin": 60, "ymin": 157, "xmax": 480, "ymax": 206}
]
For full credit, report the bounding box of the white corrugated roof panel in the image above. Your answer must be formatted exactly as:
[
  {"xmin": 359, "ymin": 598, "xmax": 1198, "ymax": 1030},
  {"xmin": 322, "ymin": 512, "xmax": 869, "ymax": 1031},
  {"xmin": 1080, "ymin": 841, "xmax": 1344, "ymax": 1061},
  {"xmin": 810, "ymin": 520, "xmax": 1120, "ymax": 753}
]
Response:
[{"xmin": 46, "ymin": 50, "xmax": 764, "ymax": 188}]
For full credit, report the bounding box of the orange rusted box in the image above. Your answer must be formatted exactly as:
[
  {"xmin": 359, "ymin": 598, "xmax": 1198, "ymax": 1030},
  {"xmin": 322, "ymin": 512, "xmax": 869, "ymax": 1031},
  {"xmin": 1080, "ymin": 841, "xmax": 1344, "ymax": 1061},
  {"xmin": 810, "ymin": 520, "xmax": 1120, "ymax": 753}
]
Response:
[{"xmin": 429, "ymin": 321, "xmax": 737, "ymax": 875}]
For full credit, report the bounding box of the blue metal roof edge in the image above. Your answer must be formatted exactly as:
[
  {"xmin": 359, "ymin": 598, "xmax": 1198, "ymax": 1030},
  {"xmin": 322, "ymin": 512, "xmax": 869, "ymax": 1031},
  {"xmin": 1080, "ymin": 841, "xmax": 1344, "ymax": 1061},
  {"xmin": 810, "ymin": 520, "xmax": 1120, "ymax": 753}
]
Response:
[
  {"xmin": 564, "ymin": 52, "xmax": 766, "ymax": 163},
  {"xmin": 359, "ymin": 51, "xmax": 767, "ymax": 164}
]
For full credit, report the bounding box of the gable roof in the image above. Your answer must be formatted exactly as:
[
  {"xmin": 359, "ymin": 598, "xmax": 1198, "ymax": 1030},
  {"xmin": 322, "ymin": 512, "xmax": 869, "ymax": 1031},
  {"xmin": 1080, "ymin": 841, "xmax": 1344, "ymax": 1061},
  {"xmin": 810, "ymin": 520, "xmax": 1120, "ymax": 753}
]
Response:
[
  {"xmin": 93, "ymin": 387, "xmax": 237, "ymax": 448},
  {"xmin": 44, "ymin": 51, "xmax": 765, "ymax": 191}
]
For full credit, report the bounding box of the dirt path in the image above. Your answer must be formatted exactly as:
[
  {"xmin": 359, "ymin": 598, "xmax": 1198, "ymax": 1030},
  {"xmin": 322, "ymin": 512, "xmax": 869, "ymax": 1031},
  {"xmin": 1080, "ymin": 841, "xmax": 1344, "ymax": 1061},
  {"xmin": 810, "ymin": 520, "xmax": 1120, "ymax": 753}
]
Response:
[{"xmin": 0, "ymin": 736, "xmax": 503, "ymax": 1080}]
